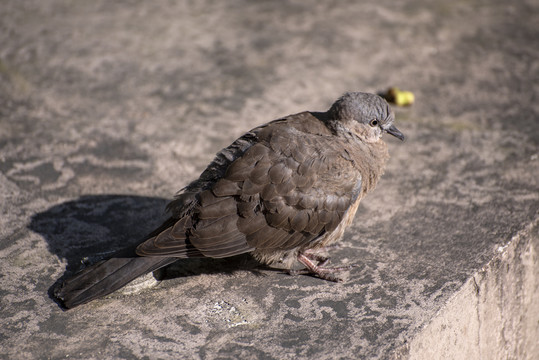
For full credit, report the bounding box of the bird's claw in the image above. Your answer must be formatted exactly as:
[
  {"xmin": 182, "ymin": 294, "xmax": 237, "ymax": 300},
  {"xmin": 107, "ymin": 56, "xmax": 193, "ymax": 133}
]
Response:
[{"xmin": 289, "ymin": 252, "xmax": 355, "ymax": 282}]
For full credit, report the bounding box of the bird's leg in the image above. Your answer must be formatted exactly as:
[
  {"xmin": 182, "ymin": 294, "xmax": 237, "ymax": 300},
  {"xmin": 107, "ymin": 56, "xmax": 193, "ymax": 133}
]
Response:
[
  {"xmin": 301, "ymin": 243, "xmax": 347, "ymax": 266},
  {"xmin": 287, "ymin": 249, "xmax": 330, "ymax": 275},
  {"xmin": 302, "ymin": 248, "xmax": 330, "ymax": 267},
  {"xmin": 289, "ymin": 252, "xmax": 354, "ymax": 282}
]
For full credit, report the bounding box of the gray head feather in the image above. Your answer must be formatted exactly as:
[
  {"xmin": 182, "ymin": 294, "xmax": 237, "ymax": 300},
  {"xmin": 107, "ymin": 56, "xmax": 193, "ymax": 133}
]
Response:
[
  {"xmin": 329, "ymin": 92, "xmax": 393, "ymax": 125},
  {"xmin": 327, "ymin": 92, "xmax": 404, "ymax": 141}
]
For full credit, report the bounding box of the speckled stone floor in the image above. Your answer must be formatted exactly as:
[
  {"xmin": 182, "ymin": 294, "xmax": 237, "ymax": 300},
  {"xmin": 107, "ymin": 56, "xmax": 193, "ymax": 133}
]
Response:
[{"xmin": 1, "ymin": 1, "xmax": 537, "ymax": 359}]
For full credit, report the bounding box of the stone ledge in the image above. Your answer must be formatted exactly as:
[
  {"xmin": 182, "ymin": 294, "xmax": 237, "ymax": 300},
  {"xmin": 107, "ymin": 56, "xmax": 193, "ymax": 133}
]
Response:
[
  {"xmin": 1, "ymin": 1, "xmax": 538, "ymax": 359},
  {"xmin": 398, "ymin": 220, "xmax": 539, "ymax": 359}
]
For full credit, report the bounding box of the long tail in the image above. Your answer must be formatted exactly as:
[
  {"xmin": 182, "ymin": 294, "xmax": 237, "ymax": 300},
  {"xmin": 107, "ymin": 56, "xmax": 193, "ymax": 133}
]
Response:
[{"xmin": 54, "ymin": 256, "xmax": 176, "ymax": 309}]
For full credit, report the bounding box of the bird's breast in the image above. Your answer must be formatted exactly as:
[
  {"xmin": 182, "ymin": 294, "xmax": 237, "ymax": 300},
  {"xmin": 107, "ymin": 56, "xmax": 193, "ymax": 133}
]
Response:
[{"xmin": 314, "ymin": 193, "xmax": 363, "ymax": 249}]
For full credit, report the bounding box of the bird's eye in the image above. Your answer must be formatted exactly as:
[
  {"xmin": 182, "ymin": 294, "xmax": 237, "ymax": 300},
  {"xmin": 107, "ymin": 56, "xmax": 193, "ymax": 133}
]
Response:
[{"xmin": 369, "ymin": 119, "xmax": 379, "ymax": 127}]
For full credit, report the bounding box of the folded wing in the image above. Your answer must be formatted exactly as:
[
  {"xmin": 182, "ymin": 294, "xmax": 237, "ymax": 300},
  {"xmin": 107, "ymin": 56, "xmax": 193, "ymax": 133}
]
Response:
[{"xmin": 136, "ymin": 113, "xmax": 362, "ymax": 259}]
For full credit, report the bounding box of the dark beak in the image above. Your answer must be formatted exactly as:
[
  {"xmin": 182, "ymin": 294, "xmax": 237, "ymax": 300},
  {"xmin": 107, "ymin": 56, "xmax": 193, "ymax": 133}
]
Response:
[{"xmin": 385, "ymin": 124, "xmax": 405, "ymax": 141}]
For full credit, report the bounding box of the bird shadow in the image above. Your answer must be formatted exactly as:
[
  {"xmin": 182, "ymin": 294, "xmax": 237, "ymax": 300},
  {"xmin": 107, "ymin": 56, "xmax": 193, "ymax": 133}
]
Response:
[{"xmin": 28, "ymin": 194, "xmax": 266, "ymax": 307}]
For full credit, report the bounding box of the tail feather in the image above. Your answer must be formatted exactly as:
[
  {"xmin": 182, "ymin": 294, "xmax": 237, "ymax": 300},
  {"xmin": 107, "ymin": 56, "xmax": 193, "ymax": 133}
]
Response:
[{"xmin": 54, "ymin": 256, "xmax": 176, "ymax": 309}]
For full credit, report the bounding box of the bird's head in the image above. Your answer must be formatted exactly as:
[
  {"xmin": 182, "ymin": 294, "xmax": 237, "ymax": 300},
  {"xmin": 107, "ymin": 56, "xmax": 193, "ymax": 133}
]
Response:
[{"xmin": 328, "ymin": 92, "xmax": 405, "ymax": 142}]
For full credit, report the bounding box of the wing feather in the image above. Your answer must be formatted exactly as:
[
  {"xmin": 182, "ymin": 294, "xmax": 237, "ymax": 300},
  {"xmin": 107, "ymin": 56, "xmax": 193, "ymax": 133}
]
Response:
[{"xmin": 137, "ymin": 112, "xmax": 363, "ymax": 260}]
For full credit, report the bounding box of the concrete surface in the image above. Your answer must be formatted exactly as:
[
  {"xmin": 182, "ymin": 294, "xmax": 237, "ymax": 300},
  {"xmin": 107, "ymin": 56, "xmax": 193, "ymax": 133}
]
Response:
[
  {"xmin": 0, "ymin": 0, "xmax": 538, "ymax": 359},
  {"xmin": 399, "ymin": 220, "xmax": 538, "ymax": 359}
]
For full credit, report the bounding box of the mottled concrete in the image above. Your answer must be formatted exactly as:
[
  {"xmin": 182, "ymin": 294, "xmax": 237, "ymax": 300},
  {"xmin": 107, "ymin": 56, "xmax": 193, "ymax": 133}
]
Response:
[
  {"xmin": 402, "ymin": 220, "xmax": 538, "ymax": 359},
  {"xmin": 0, "ymin": 0, "xmax": 538, "ymax": 359}
]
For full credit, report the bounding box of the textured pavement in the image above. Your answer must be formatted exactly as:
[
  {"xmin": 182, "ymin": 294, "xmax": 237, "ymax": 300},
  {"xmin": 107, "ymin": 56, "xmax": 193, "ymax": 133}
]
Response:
[{"xmin": 1, "ymin": 1, "xmax": 538, "ymax": 359}]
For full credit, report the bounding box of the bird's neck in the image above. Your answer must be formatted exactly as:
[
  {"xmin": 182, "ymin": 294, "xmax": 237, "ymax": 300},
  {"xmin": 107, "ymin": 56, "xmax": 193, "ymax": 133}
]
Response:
[
  {"xmin": 350, "ymin": 138, "xmax": 389, "ymax": 195},
  {"xmin": 312, "ymin": 111, "xmax": 389, "ymax": 193}
]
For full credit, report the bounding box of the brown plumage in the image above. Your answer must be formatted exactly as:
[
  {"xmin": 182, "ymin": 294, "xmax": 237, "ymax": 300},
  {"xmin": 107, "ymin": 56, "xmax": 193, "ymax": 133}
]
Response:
[{"xmin": 54, "ymin": 92, "xmax": 404, "ymax": 309}]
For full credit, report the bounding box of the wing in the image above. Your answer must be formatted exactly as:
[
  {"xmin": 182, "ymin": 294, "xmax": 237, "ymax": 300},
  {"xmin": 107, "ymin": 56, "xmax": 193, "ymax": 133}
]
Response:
[{"xmin": 137, "ymin": 113, "xmax": 362, "ymax": 258}]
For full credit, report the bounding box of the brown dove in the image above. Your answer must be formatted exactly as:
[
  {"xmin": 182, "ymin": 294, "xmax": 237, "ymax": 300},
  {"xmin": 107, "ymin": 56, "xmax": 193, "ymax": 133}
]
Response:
[{"xmin": 55, "ymin": 92, "xmax": 405, "ymax": 309}]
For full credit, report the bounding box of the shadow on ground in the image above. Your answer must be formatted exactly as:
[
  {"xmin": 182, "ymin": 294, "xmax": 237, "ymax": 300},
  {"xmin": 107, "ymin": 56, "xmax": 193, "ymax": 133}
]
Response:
[{"xmin": 29, "ymin": 195, "xmax": 264, "ymax": 308}]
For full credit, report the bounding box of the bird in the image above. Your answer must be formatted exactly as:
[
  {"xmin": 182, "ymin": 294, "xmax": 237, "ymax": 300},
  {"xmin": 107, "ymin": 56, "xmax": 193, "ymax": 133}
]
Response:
[{"xmin": 54, "ymin": 92, "xmax": 405, "ymax": 309}]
